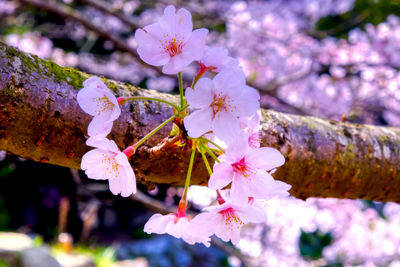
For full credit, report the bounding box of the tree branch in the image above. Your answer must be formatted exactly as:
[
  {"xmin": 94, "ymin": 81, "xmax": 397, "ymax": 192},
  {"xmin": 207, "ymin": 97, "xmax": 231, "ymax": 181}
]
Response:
[{"xmin": 1, "ymin": 42, "xmax": 400, "ymax": 203}]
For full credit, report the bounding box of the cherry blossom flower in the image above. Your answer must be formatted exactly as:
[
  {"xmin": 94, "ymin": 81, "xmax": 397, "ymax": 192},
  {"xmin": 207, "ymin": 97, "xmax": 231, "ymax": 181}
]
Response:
[
  {"xmin": 144, "ymin": 213, "xmax": 211, "ymax": 247},
  {"xmin": 77, "ymin": 76, "xmax": 121, "ymax": 137},
  {"xmin": 81, "ymin": 137, "xmax": 136, "ymax": 197},
  {"xmin": 196, "ymin": 46, "xmax": 240, "ymax": 77},
  {"xmin": 208, "ymin": 136, "xmax": 290, "ymax": 202},
  {"xmin": 135, "ymin": 5, "xmax": 208, "ymax": 74},
  {"xmin": 239, "ymin": 112, "xmax": 261, "ymax": 148},
  {"xmin": 189, "ymin": 200, "xmax": 267, "ymax": 244},
  {"xmin": 184, "ymin": 70, "xmax": 260, "ymax": 142}
]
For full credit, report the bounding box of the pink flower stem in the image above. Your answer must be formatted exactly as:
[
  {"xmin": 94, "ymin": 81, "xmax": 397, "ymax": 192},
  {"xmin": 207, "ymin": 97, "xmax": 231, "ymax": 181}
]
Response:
[
  {"xmin": 122, "ymin": 114, "xmax": 177, "ymax": 158},
  {"xmin": 192, "ymin": 63, "xmax": 208, "ymax": 88},
  {"xmin": 216, "ymin": 190, "xmax": 226, "ymax": 205}
]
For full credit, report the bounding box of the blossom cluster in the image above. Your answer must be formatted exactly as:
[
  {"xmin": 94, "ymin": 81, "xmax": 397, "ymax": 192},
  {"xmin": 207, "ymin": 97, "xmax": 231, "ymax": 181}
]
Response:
[{"xmin": 77, "ymin": 5, "xmax": 291, "ymax": 247}]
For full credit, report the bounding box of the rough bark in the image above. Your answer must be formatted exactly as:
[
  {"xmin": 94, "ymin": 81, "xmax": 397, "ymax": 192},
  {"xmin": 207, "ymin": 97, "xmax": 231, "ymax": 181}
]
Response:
[{"xmin": 1, "ymin": 42, "xmax": 400, "ymax": 202}]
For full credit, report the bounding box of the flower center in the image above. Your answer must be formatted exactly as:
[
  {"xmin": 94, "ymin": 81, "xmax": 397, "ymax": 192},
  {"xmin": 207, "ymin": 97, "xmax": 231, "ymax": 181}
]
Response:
[
  {"xmin": 232, "ymin": 157, "xmax": 255, "ymax": 177},
  {"xmin": 161, "ymin": 34, "xmax": 184, "ymax": 57},
  {"xmin": 102, "ymin": 153, "xmax": 120, "ymax": 178},
  {"xmin": 95, "ymin": 96, "xmax": 114, "ymax": 115},
  {"xmin": 219, "ymin": 207, "xmax": 244, "ymax": 231}
]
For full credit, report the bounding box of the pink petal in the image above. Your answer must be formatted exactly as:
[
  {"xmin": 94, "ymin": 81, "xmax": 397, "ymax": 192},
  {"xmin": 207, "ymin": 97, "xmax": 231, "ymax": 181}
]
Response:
[
  {"xmin": 234, "ymin": 203, "xmax": 267, "ymax": 224},
  {"xmin": 224, "ymin": 135, "xmax": 249, "ymax": 163},
  {"xmin": 182, "ymin": 28, "xmax": 208, "ymax": 60},
  {"xmin": 137, "ymin": 44, "xmax": 170, "ymax": 67},
  {"xmin": 230, "ymin": 176, "xmax": 251, "ymax": 203},
  {"xmin": 212, "ymin": 111, "xmax": 240, "ymax": 143},
  {"xmin": 144, "ymin": 214, "xmax": 175, "ymax": 234},
  {"xmin": 81, "ymin": 149, "xmax": 110, "ymax": 180},
  {"xmin": 185, "ymin": 78, "xmax": 213, "ymax": 108},
  {"xmin": 184, "ymin": 108, "xmax": 213, "ymax": 138},
  {"xmin": 208, "ymin": 162, "xmax": 233, "ymax": 189},
  {"xmin": 232, "ymin": 87, "xmax": 260, "ymax": 117},
  {"xmin": 77, "ymin": 86, "xmax": 105, "ymax": 116},
  {"xmin": 173, "ymin": 8, "xmax": 193, "ymax": 40},
  {"xmin": 162, "ymin": 51, "xmax": 194, "ymax": 74},
  {"xmin": 245, "ymin": 147, "xmax": 285, "ymax": 170},
  {"xmin": 213, "ymin": 70, "xmax": 245, "ymax": 98},
  {"xmin": 87, "ymin": 116, "xmax": 113, "ymax": 137},
  {"xmin": 86, "ymin": 137, "xmax": 119, "ymax": 152},
  {"xmin": 246, "ymin": 171, "xmax": 291, "ymax": 200}
]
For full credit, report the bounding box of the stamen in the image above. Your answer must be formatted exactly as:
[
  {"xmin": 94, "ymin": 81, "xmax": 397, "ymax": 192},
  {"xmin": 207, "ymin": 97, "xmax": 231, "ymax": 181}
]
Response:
[
  {"xmin": 232, "ymin": 157, "xmax": 256, "ymax": 177},
  {"xmin": 95, "ymin": 96, "xmax": 114, "ymax": 115},
  {"xmin": 219, "ymin": 207, "xmax": 244, "ymax": 231}
]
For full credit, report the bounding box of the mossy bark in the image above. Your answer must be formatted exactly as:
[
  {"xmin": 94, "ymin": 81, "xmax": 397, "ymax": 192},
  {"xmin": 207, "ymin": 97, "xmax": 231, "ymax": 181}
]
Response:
[{"xmin": 1, "ymin": 42, "xmax": 400, "ymax": 202}]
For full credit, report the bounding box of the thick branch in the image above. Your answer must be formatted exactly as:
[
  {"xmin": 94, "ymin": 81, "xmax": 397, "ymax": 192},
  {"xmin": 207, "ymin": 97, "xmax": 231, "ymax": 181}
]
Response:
[{"xmin": 1, "ymin": 42, "xmax": 400, "ymax": 202}]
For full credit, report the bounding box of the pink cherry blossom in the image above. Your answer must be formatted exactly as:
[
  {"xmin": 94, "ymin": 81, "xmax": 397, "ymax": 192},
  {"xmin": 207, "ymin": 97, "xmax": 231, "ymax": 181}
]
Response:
[
  {"xmin": 144, "ymin": 213, "xmax": 211, "ymax": 247},
  {"xmin": 77, "ymin": 76, "xmax": 121, "ymax": 137},
  {"xmin": 184, "ymin": 70, "xmax": 260, "ymax": 142},
  {"xmin": 197, "ymin": 46, "xmax": 240, "ymax": 75},
  {"xmin": 135, "ymin": 5, "xmax": 208, "ymax": 74},
  {"xmin": 189, "ymin": 200, "xmax": 267, "ymax": 244},
  {"xmin": 208, "ymin": 136, "xmax": 290, "ymax": 202},
  {"xmin": 239, "ymin": 112, "xmax": 262, "ymax": 148},
  {"xmin": 81, "ymin": 137, "xmax": 136, "ymax": 197}
]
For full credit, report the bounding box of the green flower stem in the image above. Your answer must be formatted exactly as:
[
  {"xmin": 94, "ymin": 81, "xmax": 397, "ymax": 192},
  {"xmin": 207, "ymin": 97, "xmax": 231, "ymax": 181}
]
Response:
[
  {"xmin": 199, "ymin": 145, "xmax": 213, "ymax": 176},
  {"xmin": 199, "ymin": 137, "xmax": 225, "ymax": 154},
  {"xmin": 182, "ymin": 143, "xmax": 197, "ymax": 201},
  {"xmin": 178, "ymin": 72, "xmax": 185, "ymax": 109},
  {"xmin": 133, "ymin": 114, "xmax": 177, "ymax": 149},
  {"xmin": 202, "ymin": 143, "xmax": 220, "ymax": 163},
  {"xmin": 124, "ymin": 96, "xmax": 180, "ymax": 111}
]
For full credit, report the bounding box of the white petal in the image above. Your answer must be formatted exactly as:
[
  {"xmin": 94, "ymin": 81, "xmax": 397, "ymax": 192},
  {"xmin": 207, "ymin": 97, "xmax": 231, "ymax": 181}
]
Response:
[
  {"xmin": 189, "ymin": 212, "xmax": 221, "ymax": 237},
  {"xmin": 86, "ymin": 137, "xmax": 119, "ymax": 152},
  {"xmin": 77, "ymin": 86, "xmax": 104, "ymax": 116},
  {"xmin": 162, "ymin": 51, "xmax": 193, "ymax": 74},
  {"xmin": 81, "ymin": 149, "xmax": 111, "ymax": 180},
  {"xmin": 230, "ymin": 176, "xmax": 250, "ymax": 203},
  {"xmin": 173, "ymin": 8, "xmax": 193, "ymax": 40},
  {"xmin": 246, "ymin": 147, "xmax": 285, "ymax": 170},
  {"xmin": 234, "ymin": 203, "xmax": 267, "ymax": 224},
  {"xmin": 212, "ymin": 111, "xmax": 240, "ymax": 143},
  {"xmin": 247, "ymin": 171, "xmax": 291, "ymax": 200},
  {"xmin": 87, "ymin": 116, "xmax": 113, "ymax": 137},
  {"xmin": 208, "ymin": 162, "xmax": 233, "ymax": 189},
  {"xmin": 136, "ymin": 44, "xmax": 170, "ymax": 67},
  {"xmin": 232, "ymin": 87, "xmax": 260, "ymax": 117},
  {"xmin": 185, "ymin": 78, "xmax": 213, "ymax": 108},
  {"xmin": 182, "ymin": 28, "xmax": 208, "ymax": 60},
  {"xmin": 116, "ymin": 153, "xmax": 137, "ymax": 196},
  {"xmin": 184, "ymin": 108, "xmax": 213, "ymax": 138},
  {"xmin": 224, "ymin": 135, "xmax": 249, "ymax": 163},
  {"xmin": 213, "ymin": 70, "xmax": 245, "ymax": 98},
  {"xmin": 144, "ymin": 213, "xmax": 174, "ymax": 234},
  {"xmin": 201, "ymin": 47, "xmax": 229, "ymax": 69}
]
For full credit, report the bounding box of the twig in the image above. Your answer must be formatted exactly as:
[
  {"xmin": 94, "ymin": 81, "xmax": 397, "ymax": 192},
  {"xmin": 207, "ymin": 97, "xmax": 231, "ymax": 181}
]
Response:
[
  {"xmin": 18, "ymin": 0, "xmax": 164, "ymax": 75},
  {"xmin": 78, "ymin": 0, "xmax": 138, "ymax": 30},
  {"xmin": 130, "ymin": 190, "xmax": 253, "ymax": 267}
]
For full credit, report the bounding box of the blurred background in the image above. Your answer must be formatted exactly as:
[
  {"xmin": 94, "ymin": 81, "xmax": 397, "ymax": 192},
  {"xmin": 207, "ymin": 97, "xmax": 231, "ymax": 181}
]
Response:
[{"xmin": 1, "ymin": 0, "xmax": 400, "ymax": 266}]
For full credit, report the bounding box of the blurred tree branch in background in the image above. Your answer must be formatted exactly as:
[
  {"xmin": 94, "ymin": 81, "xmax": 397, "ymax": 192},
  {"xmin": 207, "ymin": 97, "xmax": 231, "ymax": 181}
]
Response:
[
  {"xmin": 1, "ymin": 42, "xmax": 400, "ymax": 203},
  {"xmin": 17, "ymin": 0, "xmax": 311, "ymax": 115}
]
